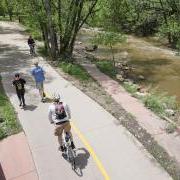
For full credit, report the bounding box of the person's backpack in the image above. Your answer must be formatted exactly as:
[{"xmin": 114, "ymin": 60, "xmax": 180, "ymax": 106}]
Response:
[{"xmin": 55, "ymin": 103, "xmax": 67, "ymax": 120}]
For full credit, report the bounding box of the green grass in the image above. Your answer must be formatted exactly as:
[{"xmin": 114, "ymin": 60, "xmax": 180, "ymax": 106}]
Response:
[
  {"xmin": 0, "ymin": 78, "xmax": 21, "ymax": 140},
  {"xmin": 0, "ymin": 16, "xmax": 10, "ymax": 21},
  {"xmin": 37, "ymin": 46, "xmax": 49, "ymax": 57},
  {"xmin": 96, "ymin": 60, "xmax": 117, "ymax": 78},
  {"xmin": 123, "ymin": 81, "xmax": 138, "ymax": 94},
  {"xmin": 123, "ymin": 81, "xmax": 177, "ymax": 117},
  {"xmin": 142, "ymin": 92, "xmax": 177, "ymax": 116},
  {"xmin": 59, "ymin": 62, "xmax": 91, "ymax": 81}
]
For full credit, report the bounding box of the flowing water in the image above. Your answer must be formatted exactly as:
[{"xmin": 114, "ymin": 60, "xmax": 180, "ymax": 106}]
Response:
[{"xmin": 77, "ymin": 29, "xmax": 180, "ymax": 103}]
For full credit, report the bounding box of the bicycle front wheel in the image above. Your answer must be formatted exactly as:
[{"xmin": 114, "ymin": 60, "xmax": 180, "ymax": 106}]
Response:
[{"xmin": 67, "ymin": 148, "xmax": 76, "ymax": 170}]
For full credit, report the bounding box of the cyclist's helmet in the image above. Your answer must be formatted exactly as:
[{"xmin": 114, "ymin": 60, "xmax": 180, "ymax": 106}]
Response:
[{"xmin": 52, "ymin": 93, "xmax": 61, "ymax": 102}]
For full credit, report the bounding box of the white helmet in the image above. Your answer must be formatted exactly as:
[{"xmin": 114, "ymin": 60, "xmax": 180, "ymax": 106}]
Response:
[{"xmin": 52, "ymin": 93, "xmax": 61, "ymax": 102}]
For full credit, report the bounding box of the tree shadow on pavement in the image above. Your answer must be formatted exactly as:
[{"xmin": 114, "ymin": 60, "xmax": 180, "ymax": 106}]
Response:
[
  {"xmin": 0, "ymin": 163, "xmax": 6, "ymax": 180},
  {"xmin": 62, "ymin": 147, "xmax": 90, "ymax": 177},
  {"xmin": 0, "ymin": 43, "xmax": 55, "ymax": 99}
]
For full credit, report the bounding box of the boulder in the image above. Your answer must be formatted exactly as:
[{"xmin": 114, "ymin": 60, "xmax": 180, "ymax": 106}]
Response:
[
  {"xmin": 85, "ymin": 45, "xmax": 98, "ymax": 52},
  {"xmin": 165, "ymin": 109, "xmax": 175, "ymax": 116},
  {"xmin": 138, "ymin": 75, "xmax": 145, "ymax": 80},
  {"xmin": 136, "ymin": 91, "xmax": 147, "ymax": 97},
  {"xmin": 116, "ymin": 74, "xmax": 124, "ymax": 82}
]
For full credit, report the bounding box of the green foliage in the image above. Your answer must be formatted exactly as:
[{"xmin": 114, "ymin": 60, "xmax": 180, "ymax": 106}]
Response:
[
  {"xmin": 92, "ymin": 31, "xmax": 126, "ymax": 47},
  {"xmin": 22, "ymin": 17, "xmax": 42, "ymax": 40},
  {"xmin": 37, "ymin": 46, "xmax": 49, "ymax": 57},
  {"xmin": 142, "ymin": 92, "xmax": 177, "ymax": 116},
  {"xmin": 92, "ymin": 31, "xmax": 126, "ymax": 66},
  {"xmin": 0, "ymin": 79, "xmax": 21, "ymax": 140},
  {"xmin": 158, "ymin": 18, "xmax": 180, "ymax": 46},
  {"xmin": 91, "ymin": 0, "xmax": 180, "ymax": 48},
  {"xmin": 165, "ymin": 123, "xmax": 177, "ymax": 134},
  {"xmin": 123, "ymin": 82, "xmax": 138, "ymax": 94},
  {"xmin": 59, "ymin": 62, "xmax": 91, "ymax": 81},
  {"xmin": 96, "ymin": 60, "xmax": 117, "ymax": 78}
]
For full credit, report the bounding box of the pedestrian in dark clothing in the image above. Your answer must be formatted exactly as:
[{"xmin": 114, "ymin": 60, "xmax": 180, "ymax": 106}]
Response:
[{"xmin": 12, "ymin": 73, "xmax": 26, "ymax": 108}]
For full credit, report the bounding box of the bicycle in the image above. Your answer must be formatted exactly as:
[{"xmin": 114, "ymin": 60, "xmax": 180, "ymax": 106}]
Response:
[
  {"xmin": 29, "ymin": 44, "xmax": 35, "ymax": 56},
  {"xmin": 63, "ymin": 132, "xmax": 76, "ymax": 170}
]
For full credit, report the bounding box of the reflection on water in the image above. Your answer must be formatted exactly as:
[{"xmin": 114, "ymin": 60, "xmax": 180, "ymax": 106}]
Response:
[{"xmin": 77, "ymin": 30, "xmax": 180, "ymax": 103}]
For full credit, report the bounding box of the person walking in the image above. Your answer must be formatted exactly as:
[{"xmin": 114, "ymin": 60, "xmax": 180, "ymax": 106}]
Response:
[
  {"xmin": 31, "ymin": 60, "xmax": 46, "ymax": 102},
  {"xmin": 12, "ymin": 73, "xmax": 26, "ymax": 108}
]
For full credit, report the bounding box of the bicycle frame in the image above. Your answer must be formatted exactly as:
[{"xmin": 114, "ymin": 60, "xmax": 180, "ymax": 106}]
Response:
[
  {"xmin": 64, "ymin": 132, "xmax": 76, "ymax": 170},
  {"xmin": 29, "ymin": 44, "xmax": 35, "ymax": 56}
]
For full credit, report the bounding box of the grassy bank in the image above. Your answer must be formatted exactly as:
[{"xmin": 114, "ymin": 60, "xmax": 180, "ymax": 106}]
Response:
[
  {"xmin": 96, "ymin": 61, "xmax": 117, "ymax": 78},
  {"xmin": 96, "ymin": 60, "xmax": 178, "ymax": 118},
  {"xmin": 58, "ymin": 62, "xmax": 91, "ymax": 82},
  {"xmin": 0, "ymin": 77, "xmax": 21, "ymax": 140}
]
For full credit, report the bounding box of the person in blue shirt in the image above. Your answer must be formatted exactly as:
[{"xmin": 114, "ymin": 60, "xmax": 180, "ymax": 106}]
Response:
[{"xmin": 31, "ymin": 60, "xmax": 46, "ymax": 102}]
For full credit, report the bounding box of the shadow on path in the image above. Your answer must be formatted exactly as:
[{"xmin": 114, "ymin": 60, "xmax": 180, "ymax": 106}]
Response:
[
  {"xmin": 62, "ymin": 147, "xmax": 90, "ymax": 177},
  {"xmin": 0, "ymin": 163, "xmax": 6, "ymax": 180}
]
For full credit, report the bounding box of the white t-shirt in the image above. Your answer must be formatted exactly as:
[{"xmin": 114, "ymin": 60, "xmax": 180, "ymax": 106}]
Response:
[{"xmin": 48, "ymin": 102, "xmax": 71, "ymax": 124}]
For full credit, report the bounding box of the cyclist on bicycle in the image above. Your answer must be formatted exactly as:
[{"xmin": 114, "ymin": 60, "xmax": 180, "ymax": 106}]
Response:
[
  {"xmin": 48, "ymin": 93, "xmax": 75, "ymax": 151},
  {"xmin": 28, "ymin": 35, "xmax": 35, "ymax": 55}
]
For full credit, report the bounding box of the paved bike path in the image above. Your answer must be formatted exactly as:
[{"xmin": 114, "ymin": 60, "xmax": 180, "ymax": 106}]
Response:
[{"xmin": 0, "ymin": 21, "xmax": 172, "ymax": 180}]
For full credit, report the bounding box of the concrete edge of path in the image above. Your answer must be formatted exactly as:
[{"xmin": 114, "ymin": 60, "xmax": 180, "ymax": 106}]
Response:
[{"xmin": 0, "ymin": 132, "xmax": 38, "ymax": 180}]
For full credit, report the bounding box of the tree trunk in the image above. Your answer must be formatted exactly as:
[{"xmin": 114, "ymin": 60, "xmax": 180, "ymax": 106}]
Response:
[
  {"xmin": 41, "ymin": 24, "xmax": 51, "ymax": 54},
  {"xmin": 44, "ymin": 0, "xmax": 57, "ymax": 60},
  {"xmin": 110, "ymin": 45, "xmax": 115, "ymax": 69}
]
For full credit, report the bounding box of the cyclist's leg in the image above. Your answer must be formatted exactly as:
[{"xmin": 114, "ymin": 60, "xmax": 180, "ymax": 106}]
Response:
[
  {"xmin": 55, "ymin": 125, "xmax": 63, "ymax": 147},
  {"xmin": 29, "ymin": 45, "xmax": 32, "ymax": 54},
  {"xmin": 64, "ymin": 122, "xmax": 72, "ymax": 139},
  {"xmin": 64, "ymin": 122, "xmax": 75, "ymax": 148},
  {"xmin": 31, "ymin": 44, "xmax": 35, "ymax": 55}
]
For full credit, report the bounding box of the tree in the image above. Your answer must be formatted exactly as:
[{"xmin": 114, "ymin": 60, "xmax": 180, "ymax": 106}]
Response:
[
  {"xmin": 20, "ymin": 0, "xmax": 99, "ymax": 60},
  {"xmin": 92, "ymin": 31, "xmax": 126, "ymax": 68},
  {"xmin": 5, "ymin": 0, "xmax": 15, "ymax": 21},
  {"xmin": 56, "ymin": 0, "xmax": 99, "ymax": 59}
]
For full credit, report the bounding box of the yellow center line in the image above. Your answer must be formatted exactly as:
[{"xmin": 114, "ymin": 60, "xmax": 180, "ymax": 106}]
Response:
[
  {"xmin": 71, "ymin": 122, "xmax": 110, "ymax": 180},
  {"xmin": 45, "ymin": 93, "xmax": 110, "ymax": 180}
]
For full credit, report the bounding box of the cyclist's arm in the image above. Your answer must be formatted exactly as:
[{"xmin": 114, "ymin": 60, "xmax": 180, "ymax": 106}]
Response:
[
  {"xmin": 48, "ymin": 106, "xmax": 54, "ymax": 123},
  {"xmin": 65, "ymin": 104, "xmax": 71, "ymax": 119}
]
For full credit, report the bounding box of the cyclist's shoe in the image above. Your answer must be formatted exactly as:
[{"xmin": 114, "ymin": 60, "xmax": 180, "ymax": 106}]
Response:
[
  {"xmin": 71, "ymin": 142, "xmax": 75, "ymax": 149},
  {"xmin": 19, "ymin": 102, "xmax": 22, "ymax": 107}
]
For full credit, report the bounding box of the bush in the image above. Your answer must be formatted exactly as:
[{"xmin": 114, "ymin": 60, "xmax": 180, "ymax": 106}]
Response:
[
  {"xmin": 123, "ymin": 82, "xmax": 138, "ymax": 94},
  {"xmin": 0, "ymin": 80, "xmax": 21, "ymax": 140},
  {"xmin": 59, "ymin": 62, "xmax": 91, "ymax": 81},
  {"xmin": 142, "ymin": 92, "xmax": 177, "ymax": 116},
  {"xmin": 96, "ymin": 60, "xmax": 117, "ymax": 78}
]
